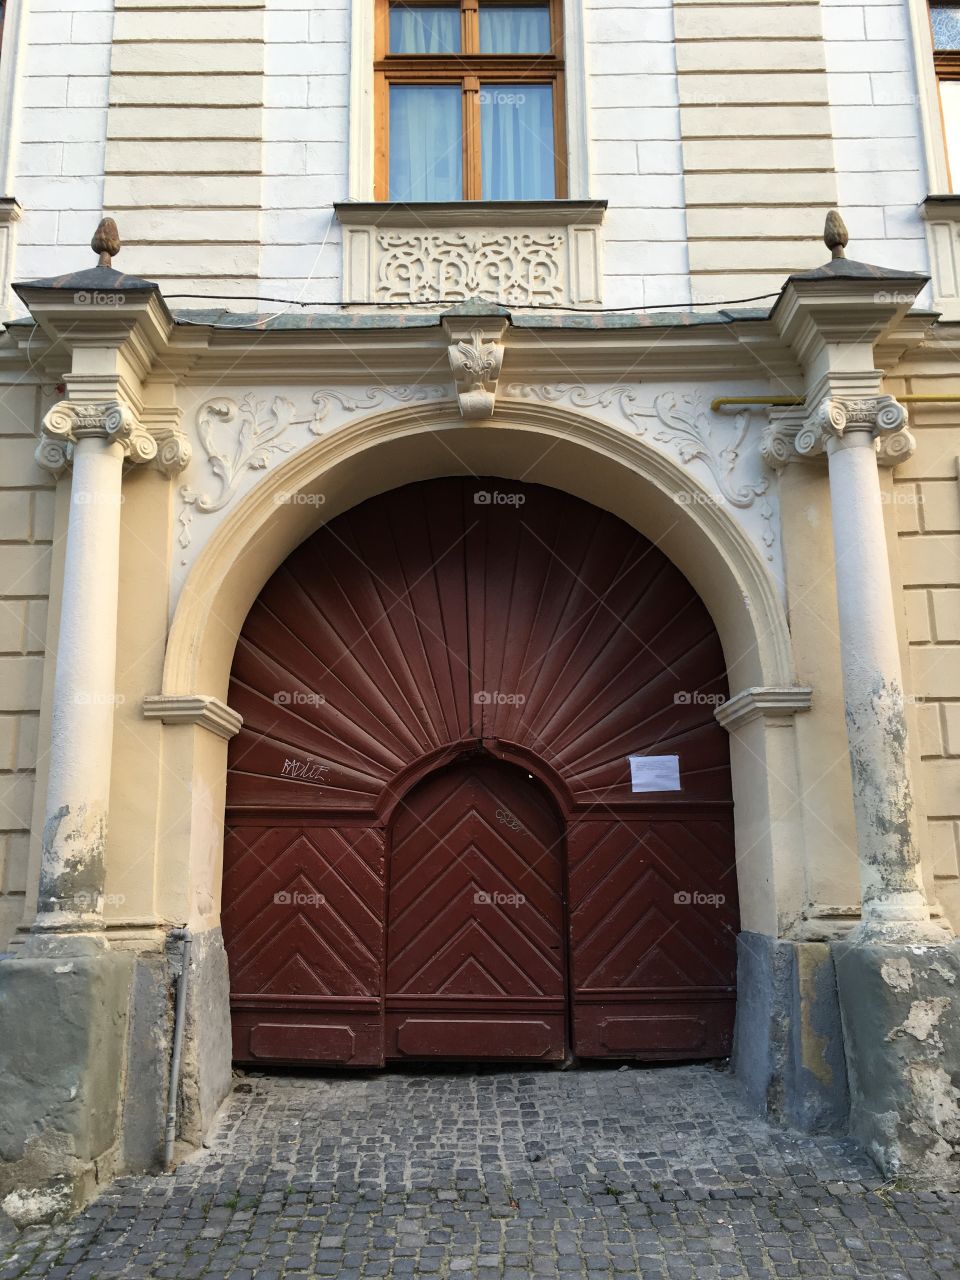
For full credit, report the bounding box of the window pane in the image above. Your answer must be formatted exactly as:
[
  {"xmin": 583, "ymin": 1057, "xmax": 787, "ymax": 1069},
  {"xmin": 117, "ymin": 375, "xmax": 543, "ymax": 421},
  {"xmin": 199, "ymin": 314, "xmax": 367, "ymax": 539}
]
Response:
[
  {"xmin": 481, "ymin": 84, "xmax": 555, "ymax": 199},
  {"xmin": 942, "ymin": 82, "xmax": 960, "ymax": 189},
  {"xmin": 480, "ymin": 5, "xmax": 551, "ymax": 53},
  {"xmin": 390, "ymin": 4, "xmax": 460, "ymax": 53},
  {"xmin": 932, "ymin": 3, "xmax": 960, "ymax": 49},
  {"xmin": 390, "ymin": 84, "xmax": 462, "ymax": 200}
]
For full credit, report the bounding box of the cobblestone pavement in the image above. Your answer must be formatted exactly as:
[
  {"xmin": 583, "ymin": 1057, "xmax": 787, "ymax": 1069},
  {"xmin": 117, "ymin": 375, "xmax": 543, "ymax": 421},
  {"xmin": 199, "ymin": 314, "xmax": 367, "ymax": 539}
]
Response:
[{"xmin": 1, "ymin": 1063, "xmax": 958, "ymax": 1279}]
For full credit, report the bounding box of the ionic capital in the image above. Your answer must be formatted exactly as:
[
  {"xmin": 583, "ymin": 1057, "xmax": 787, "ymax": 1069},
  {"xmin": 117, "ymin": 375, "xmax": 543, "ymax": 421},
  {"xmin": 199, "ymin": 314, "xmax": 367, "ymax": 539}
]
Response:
[
  {"xmin": 795, "ymin": 394, "xmax": 914, "ymax": 465},
  {"xmin": 36, "ymin": 400, "xmax": 191, "ymax": 478}
]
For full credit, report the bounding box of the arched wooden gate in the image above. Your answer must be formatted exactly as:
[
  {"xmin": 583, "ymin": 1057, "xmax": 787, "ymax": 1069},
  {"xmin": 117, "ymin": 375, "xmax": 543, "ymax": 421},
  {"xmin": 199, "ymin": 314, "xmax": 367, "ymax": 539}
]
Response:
[{"xmin": 222, "ymin": 477, "xmax": 740, "ymax": 1066}]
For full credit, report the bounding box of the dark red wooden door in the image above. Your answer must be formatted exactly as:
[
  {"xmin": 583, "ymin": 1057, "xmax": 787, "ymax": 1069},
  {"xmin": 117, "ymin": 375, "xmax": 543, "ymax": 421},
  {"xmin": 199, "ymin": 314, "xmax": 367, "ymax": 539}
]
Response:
[
  {"xmin": 224, "ymin": 477, "xmax": 739, "ymax": 1066},
  {"xmin": 386, "ymin": 757, "xmax": 566, "ymax": 1060}
]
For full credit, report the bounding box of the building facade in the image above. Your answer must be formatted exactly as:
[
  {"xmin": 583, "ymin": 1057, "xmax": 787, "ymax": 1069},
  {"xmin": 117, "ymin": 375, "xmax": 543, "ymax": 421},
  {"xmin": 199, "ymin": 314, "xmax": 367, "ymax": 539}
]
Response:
[{"xmin": 0, "ymin": 0, "xmax": 959, "ymax": 1222}]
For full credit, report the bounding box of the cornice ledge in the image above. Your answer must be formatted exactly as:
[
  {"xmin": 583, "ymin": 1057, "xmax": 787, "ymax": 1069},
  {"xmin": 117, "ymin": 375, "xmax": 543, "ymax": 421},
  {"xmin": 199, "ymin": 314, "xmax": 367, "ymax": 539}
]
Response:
[
  {"xmin": 142, "ymin": 693, "xmax": 243, "ymax": 740},
  {"xmin": 334, "ymin": 199, "xmax": 607, "ymax": 229},
  {"xmin": 715, "ymin": 686, "xmax": 813, "ymax": 731}
]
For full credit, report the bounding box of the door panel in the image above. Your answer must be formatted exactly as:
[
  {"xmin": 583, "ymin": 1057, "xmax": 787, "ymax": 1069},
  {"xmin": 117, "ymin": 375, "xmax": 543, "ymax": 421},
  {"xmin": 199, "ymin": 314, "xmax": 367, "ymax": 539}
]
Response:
[
  {"xmin": 568, "ymin": 817, "xmax": 738, "ymax": 1059},
  {"xmin": 386, "ymin": 758, "xmax": 566, "ymax": 1060},
  {"xmin": 223, "ymin": 823, "xmax": 387, "ymax": 1066}
]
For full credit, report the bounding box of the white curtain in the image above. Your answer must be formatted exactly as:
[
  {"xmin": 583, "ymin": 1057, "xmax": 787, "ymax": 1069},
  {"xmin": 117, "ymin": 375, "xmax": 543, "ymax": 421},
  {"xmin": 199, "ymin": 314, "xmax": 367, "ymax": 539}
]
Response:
[
  {"xmin": 390, "ymin": 6, "xmax": 460, "ymax": 53},
  {"xmin": 480, "ymin": 6, "xmax": 551, "ymax": 53},
  {"xmin": 481, "ymin": 83, "xmax": 554, "ymax": 199},
  {"xmin": 390, "ymin": 85, "xmax": 463, "ymax": 200}
]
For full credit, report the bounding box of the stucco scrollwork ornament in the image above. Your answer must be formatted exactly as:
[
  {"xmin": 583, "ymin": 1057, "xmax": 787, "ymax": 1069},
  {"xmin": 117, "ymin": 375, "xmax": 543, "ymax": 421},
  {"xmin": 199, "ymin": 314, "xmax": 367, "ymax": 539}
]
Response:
[
  {"xmin": 505, "ymin": 382, "xmax": 777, "ymax": 562},
  {"xmin": 446, "ymin": 326, "xmax": 505, "ymax": 419},
  {"xmin": 35, "ymin": 400, "xmax": 166, "ymax": 476},
  {"xmin": 178, "ymin": 384, "xmax": 448, "ymax": 547},
  {"xmin": 795, "ymin": 394, "xmax": 914, "ymax": 465}
]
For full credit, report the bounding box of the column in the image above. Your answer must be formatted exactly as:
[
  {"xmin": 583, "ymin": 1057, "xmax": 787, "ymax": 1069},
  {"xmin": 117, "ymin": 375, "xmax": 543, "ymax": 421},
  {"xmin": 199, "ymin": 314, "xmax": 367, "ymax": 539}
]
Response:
[
  {"xmin": 796, "ymin": 394, "xmax": 941, "ymax": 942},
  {"xmin": 32, "ymin": 400, "xmax": 169, "ymax": 930}
]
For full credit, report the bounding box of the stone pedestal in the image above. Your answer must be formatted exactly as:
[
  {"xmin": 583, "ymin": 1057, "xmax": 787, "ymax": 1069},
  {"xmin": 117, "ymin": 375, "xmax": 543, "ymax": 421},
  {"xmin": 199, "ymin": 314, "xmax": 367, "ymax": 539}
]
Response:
[
  {"xmin": 0, "ymin": 937, "xmax": 135, "ymax": 1224},
  {"xmin": 733, "ymin": 932, "xmax": 849, "ymax": 1133},
  {"xmin": 832, "ymin": 939, "xmax": 960, "ymax": 1186}
]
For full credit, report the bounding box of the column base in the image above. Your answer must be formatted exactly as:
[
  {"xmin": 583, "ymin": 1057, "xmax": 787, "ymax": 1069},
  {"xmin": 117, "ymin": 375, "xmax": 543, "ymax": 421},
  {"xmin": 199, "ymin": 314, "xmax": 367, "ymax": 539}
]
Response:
[
  {"xmin": 0, "ymin": 927, "xmax": 234, "ymax": 1224},
  {"xmin": 732, "ymin": 932, "xmax": 849, "ymax": 1133},
  {"xmin": 0, "ymin": 936, "xmax": 135, "ymax": 1225},
  {"xmin": 833, "ymin": 937, "xmax": 960, "ymax": 1186}
]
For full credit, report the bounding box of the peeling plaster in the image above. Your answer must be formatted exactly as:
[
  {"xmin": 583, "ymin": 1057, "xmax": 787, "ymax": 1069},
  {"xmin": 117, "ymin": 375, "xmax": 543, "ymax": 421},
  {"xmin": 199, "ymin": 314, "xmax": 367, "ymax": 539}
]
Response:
[
  {"xmin": 888, "ymin": 997, "xmax": 951, "ymax": 1045},
  {"xmin": 881, "ymin": 957, "xmax": 914, "ymax": 992}
]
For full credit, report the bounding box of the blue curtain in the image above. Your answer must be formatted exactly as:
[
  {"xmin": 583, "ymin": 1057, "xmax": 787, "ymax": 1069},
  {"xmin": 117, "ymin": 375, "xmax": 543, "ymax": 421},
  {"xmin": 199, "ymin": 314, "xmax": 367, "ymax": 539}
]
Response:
[
  {"xmin": 390, "ymin": 84, "xmax": 463, "ymax": 200},
  {"xmin": 390, "ymin": 6, "xmax": 460, "ymax": 53},
  {"xmin": 481, "ymin": 83, "xmax": 554, "ymax": 199},
  {"xmin": 480, "ymin": 6, "xmax": 551, "ymax": 53}
]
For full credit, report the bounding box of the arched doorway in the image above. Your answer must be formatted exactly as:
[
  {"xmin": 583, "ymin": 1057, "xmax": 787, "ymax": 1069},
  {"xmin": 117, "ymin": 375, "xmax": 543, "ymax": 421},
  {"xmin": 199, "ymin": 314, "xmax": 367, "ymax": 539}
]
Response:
[{"xmin": 222, "ymin": 477, "xmax": 740, "ymax": 1066}]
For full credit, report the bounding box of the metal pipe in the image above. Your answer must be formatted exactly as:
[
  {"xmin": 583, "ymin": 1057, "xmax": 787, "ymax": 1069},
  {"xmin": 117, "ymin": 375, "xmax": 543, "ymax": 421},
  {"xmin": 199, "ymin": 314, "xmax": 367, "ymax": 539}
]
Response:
[
  {"xmin": 164, "ymin": 926, "xmax": 192, "ymax": 1171},
  {"xmin": 711, "ymin": 394, "xmax": 960, "ymax": 412}
]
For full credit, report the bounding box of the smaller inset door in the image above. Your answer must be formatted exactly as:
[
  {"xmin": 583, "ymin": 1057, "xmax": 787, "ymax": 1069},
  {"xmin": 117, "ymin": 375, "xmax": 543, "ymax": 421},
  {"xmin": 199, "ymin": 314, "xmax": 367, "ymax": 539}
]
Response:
[{"xmin": 386, "ymin": 757, "xmax": 566, "ymax": 1060}]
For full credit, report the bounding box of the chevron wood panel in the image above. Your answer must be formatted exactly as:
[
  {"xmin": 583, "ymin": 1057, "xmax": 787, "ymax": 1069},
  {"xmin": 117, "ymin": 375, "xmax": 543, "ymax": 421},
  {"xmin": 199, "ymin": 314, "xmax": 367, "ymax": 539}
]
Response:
[
  {"xmin": 385, "ymin": 757, "xmax": 566, "ymax": 1059},
  {"xmin": 567, "ymin": 817, "xmax": 738, "ymax": 1058}
]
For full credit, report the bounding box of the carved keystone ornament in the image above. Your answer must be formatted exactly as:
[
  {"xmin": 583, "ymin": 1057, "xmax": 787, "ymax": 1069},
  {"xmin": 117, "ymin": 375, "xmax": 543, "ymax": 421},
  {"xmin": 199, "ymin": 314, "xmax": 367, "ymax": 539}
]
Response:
[{"xmin": 443, "ymin": 317, "xmax": 508, "ymax": 420}]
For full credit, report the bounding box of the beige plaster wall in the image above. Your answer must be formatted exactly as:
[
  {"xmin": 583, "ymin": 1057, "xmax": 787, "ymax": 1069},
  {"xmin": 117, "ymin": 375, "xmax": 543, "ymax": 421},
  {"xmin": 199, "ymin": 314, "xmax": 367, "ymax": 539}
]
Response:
[
  {"xmin": 889, "ymin": 401, "xmax": 960, "ymax": 933},
  {"xmin": 0, "ymin": 378, "xmax": 53, "ymax": 948}
]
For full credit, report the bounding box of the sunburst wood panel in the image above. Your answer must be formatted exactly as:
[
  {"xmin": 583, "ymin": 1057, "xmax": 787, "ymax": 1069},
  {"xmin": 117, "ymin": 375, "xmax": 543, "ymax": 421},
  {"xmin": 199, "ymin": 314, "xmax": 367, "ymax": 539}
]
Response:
[
  {"xmin": 567, "ymin": 817, "xmax": 739, "ymax": 1059},
  {"xmin": 223, "ymin": 823, "xmax": 387, "ymax": 1065},
  {"xmin": 227, "ymin": 478, "xmax": 731, "ymax": 811},
  {"xmin": 385, "ymin": 757, "xmax": 566, "ymax": 1059}
]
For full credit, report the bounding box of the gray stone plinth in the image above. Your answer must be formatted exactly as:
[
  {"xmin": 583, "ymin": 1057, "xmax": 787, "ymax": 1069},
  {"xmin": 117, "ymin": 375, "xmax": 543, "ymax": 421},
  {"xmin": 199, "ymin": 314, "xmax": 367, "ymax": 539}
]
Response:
[
  {"xmin": 833, "ymin": 937, "xmax": 960, "ymax": 1186},
  {"xmin": 733, "ymin": 931, "xmax": 849, "ymax": 1133},
  {"xmin": 0, "ymin": 938, "xmax": 135, "ymax": 1224}
]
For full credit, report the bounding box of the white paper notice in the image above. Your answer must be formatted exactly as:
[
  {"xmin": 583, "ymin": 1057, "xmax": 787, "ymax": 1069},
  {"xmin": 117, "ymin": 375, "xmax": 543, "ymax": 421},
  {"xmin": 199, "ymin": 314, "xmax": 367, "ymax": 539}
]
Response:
[{"xmin": 629, "ymin": 754, "xmax": 681, "ymax": 793}]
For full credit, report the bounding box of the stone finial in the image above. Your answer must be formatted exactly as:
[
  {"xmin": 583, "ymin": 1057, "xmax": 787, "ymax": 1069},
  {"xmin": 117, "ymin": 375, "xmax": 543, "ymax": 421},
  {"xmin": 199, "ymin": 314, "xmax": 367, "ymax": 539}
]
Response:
[
  {"xmin": 91, "ymin": 217, "xmax": 121, "ymax": 268},
  {"xmin": 824, "ymin": 210, "xmax": 848, "ymax": 260}
]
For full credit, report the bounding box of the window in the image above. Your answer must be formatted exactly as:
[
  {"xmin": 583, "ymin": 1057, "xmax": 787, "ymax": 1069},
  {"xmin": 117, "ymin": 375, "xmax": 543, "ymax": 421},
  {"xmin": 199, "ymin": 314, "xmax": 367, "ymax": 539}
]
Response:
[
  {"xmin": 374, "ymin": 0, "xmax": 566, "ymax": 201},
  {"xmin": 931, "ymin": 1, "xmax": 960, "ymax": 186}
]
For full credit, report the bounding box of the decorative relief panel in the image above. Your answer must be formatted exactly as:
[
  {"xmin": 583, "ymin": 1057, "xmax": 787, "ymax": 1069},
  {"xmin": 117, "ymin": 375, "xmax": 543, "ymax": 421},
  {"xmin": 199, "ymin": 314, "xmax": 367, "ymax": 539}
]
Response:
[
  {"xmin": 375, "ymin": 231, "xmax": 567, "ymax": 306},
  {"xmin": 339, "ymin": 204, "xmax": 604, "ymax": 307}
]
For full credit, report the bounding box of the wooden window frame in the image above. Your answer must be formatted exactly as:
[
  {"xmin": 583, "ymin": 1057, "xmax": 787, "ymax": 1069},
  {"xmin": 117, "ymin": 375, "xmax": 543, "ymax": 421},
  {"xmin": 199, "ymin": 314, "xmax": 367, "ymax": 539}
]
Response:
[{"xmin": 374, "ymin": 0, "xmax": 567, "ymax": 201}]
